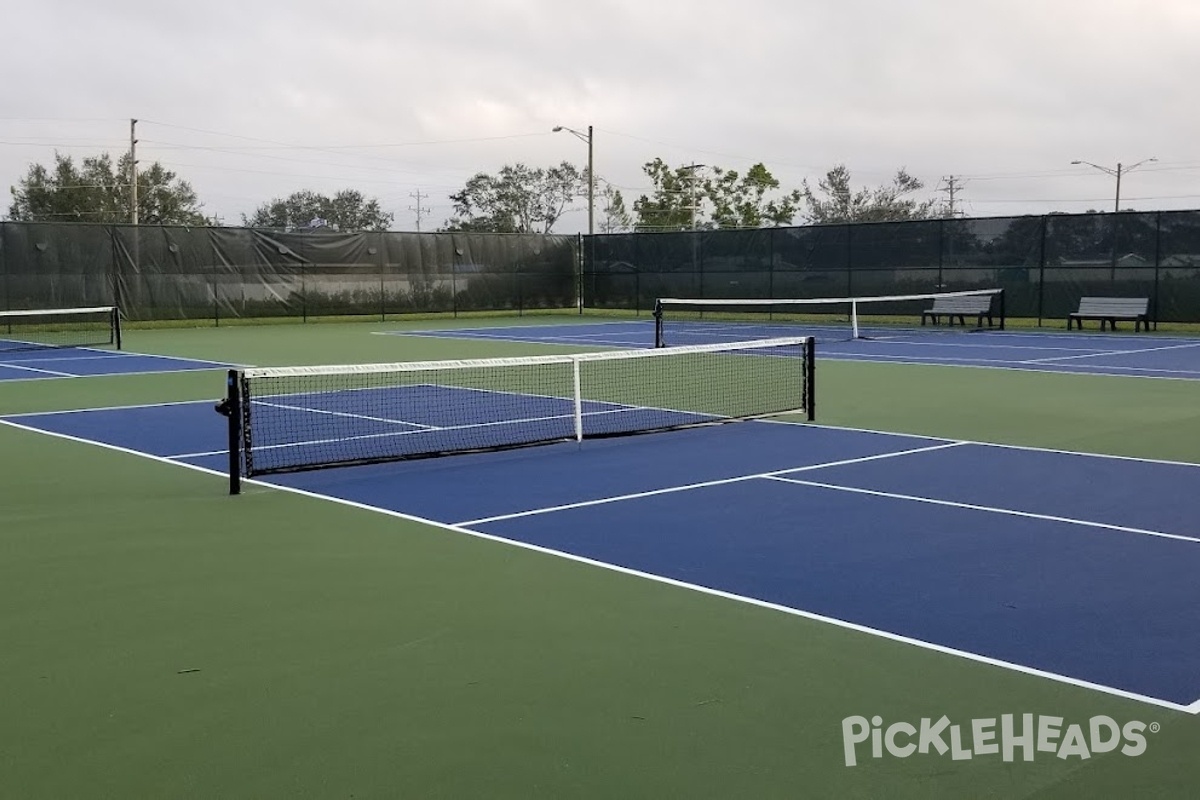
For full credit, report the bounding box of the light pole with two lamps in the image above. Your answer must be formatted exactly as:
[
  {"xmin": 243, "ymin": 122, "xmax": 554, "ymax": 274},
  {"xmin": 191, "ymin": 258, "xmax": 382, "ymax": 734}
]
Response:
[
  {"xmin": 553, "ymin": 125, "xmax": 594, "ymax": 235},
  {"xmin": 1070, "ymin": 158, "xmax": 1157, "ymax": 212}
]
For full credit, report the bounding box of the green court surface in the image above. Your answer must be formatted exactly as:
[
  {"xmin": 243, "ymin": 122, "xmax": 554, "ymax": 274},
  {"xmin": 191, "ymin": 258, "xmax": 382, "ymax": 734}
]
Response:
[{"xmin": 2, "ymin": 316, "xmax": 1199, "ymax": 799}]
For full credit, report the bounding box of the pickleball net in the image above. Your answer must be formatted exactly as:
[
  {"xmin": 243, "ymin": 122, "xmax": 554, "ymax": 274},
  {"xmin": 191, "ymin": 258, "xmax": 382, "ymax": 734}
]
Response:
[
  {"xmin": 219, "ymin": 336, "xmax": 815, "ymax": 494},
  {"xmin": 653, "ymin": 288, "xmax": 1005, "ymax": 347},
  {"xmin": 0, "ymin": 306, "xmax": 122, "ymax": 353}
]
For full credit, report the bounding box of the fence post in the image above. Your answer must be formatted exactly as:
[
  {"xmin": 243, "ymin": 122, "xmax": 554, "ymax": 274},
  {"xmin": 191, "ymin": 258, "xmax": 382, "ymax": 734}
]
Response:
[
  {"xmin": 768, "ymin": 228, "xmax": 776, "ymax": 302},
  {"xmin": 1152, "ymin": 211, "xmax": 1162, "ymax": 330},
  {"xmin": 845, "ymin": 224, "xmax": 853, "ymax": 297},
  {"xmin": 1, "ymin": 222, "xmax": 8, "ymax": 312},
  {"xmin": 937, "ymin": 217, "xmax": 945, "ymax": 290},
  {"xmin": 576, "ymin": 232, "xmax": 584, "ymax": 315},
  {"xmin": 1036, "ymin": 216, "xmax": 1047, "ymax": 327}
]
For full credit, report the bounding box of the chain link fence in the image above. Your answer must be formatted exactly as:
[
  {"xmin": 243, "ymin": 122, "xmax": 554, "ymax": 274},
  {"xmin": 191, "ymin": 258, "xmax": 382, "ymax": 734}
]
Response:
[
  {"xmin": 583, "ymin": 211, "xmax": 1200, "ymax": 324},
  {"xmin": 0, "ymin": 224, "xmax": 579, "ymax": 322}
]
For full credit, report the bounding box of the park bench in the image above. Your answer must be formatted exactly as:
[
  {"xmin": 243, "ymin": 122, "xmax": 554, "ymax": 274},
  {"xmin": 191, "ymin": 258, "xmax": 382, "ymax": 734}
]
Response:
[
  {"xmin": 921, "ymin": 294, "xmax": 998, "ymax": 328},
  {"xmin": 1067, "ymin": 297, "xmax": 1150, "ymax": 332}
]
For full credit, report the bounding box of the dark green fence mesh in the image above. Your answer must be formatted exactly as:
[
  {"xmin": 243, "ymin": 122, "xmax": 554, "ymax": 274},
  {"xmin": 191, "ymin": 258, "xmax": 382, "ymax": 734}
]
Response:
[
  {"xmin": 584, "ymin": 211, "xmax": 1200, "ymax": 323},
  {"xmin": 0, "ymin": 224, "xmax": 578, "ymax": 322},
  {"xmin": 3, "ymin": 212, "xmax": 1198, "ymax": 324}
]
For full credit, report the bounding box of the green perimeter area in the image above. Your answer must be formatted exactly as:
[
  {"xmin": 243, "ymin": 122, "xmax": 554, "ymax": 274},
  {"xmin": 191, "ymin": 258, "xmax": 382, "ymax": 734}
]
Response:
[{"xmin": 2, "ymin": 318, "xmax": 1198, "ymax": 798}]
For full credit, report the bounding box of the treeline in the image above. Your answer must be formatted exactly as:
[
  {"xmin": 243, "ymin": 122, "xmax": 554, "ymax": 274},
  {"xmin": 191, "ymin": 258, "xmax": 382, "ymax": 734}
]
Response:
[{"xmin": 7, "ymin": 151, "xmax": 949, "ymax": 233}]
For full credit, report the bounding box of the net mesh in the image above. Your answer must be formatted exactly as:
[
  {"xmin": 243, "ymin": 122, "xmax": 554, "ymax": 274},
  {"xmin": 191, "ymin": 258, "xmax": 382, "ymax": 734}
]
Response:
[
  {"xmin": 653, "ymin": 289, "xmax": 1004, "ymax": 347},
  {"xmin": 230, "ymin": 337, "xmax": 814, "ymax": 479},
  {"xmin": 0, "ymin": 306, "xmax": 121, "ymax": 353}
]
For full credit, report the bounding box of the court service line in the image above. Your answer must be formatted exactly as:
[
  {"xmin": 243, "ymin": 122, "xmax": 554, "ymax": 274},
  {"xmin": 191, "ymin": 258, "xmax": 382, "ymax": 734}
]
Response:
[
  {"xmin": 765, "ymin": 477, "xmax": 1200, "ymax": 544},
  {"xmin": 390, "ymin": 330, "xmax": 635, "ymax": 349},
  {"xmin": 1, "ymin": 398, "xmax": 216, "ymax": 417},
  {"xmin": 0, "ymin": 361, "xmax": 78, "ymax": 377},
  {"xmin": 374, "ymin": 320, "xmax": 647, "ymax": 335},
  {"xmin": 0, "ymin": 365, "xmax": 228, "ymax": 383},
  {"xmin": 818, "ymin": 353, "xmax": 1200, "ymax": 381},
  {"xmin": 1, "ymin": 416, "xmax": 1193, "ymax": 716},
  {"xmin": 776, "ymin": 419, "xmax": 1200, "ymax": 470},
  {"xmin": 0, "ymin": 352, "xmax": 128, "ymax": 364},
  {"xmin": 253, "ymin": 399, "xmax": 441, "ymax": 429},
  {"xmin": 166, "ymin": 405, "xmax": 654, "ymax": 460},
  {"xmin": 454, "ymin": 442, "xmax": 967, "ymax": 526},
  {"xmin": 827, "ymin": 350, "xmax": 1200, "ymax": 374},
  {"xmin": 1018, "ymin": 340, "xmax": 1200, "ymax": 364},
  {"xmin": 87, "ymin": 346, "xmax": 241, "ymax": 368}
]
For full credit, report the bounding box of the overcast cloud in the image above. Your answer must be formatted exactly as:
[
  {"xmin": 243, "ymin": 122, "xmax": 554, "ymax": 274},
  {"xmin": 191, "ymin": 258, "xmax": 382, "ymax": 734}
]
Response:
[{"xmin": 2, "ymin": 0, "xmax": 1198, "ymax": 232}]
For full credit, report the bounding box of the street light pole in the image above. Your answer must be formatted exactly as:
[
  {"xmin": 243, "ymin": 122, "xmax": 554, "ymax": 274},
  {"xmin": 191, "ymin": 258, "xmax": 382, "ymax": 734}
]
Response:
[
  {"xmin": 1070, "ymin": 158, "xmax": 1157, "ymax": 212},
  {"xmin": 553, "ymin": 125, "xmax": 594, "ymax": 235},
  {"xmin": 1115, "ymin": 163, "xmax": 1123, "ymax": 213}
]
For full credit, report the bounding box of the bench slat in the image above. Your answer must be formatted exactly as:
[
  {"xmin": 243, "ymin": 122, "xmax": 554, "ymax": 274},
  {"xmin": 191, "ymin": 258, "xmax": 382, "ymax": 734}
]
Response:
[
  {"xmin": 921, "ymin": 295, "xmax": 998, "ymax": 328},
  {"xmin": 926, "ymin": 298, "xmax": 993, "ymax": 312}
]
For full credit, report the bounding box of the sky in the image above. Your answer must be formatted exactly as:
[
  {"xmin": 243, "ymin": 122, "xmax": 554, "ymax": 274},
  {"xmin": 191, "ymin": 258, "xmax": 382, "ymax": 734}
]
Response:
[{"xmin": 2, "ymin": 0, "xmax": 1198, "ymax": 233}]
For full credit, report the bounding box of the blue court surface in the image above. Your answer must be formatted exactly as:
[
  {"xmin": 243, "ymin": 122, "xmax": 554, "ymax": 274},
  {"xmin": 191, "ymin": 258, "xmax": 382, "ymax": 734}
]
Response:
[
  {"xmin": 0, "ymin": 346, "xmax": 227, "ymax": 381},
  {"xmin": 383, "ymin": 320, "xmax": 1200, "ymax": 380},
  {"xmin": 5, "ymin": 388, "xmax": 1199, "ymax": 714}
]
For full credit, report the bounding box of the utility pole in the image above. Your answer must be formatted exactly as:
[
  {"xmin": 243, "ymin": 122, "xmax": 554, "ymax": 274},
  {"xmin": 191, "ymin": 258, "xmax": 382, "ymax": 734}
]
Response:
[
  {"xmin": 681, "ymin": 163, "xmax": 705, "ymax": 230},
  {"xmin": 409, "ymin": 190, "xmax": 431, "ymax": 232},
  {"xmin": 938, "ymin": 175, "xmax": 964, "ymax": 217},
  {"xmin": 129, "ymin": 118, "xmax": 138, "ymax": 225}
]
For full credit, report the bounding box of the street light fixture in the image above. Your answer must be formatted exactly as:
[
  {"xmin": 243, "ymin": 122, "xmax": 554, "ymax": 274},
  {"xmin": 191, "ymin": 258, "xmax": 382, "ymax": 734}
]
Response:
[
  {"xmin": 553, "ymin": 125, "xmax": 593, "ymax": 235},
  {"xmin": 1070, "ymin": 158, "xmax": 1157, "ymax": 212}
]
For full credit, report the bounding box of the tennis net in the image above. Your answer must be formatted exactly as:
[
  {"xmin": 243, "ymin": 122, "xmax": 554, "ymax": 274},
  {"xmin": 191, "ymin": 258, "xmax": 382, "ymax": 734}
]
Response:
[
  {"xmin": 0, "ymin": 306, "xmax": 122, "ymax": 353},
  {"xmin": 653, "ymin": 289, "xmax": 1005, "ymax": 347},
  {"xmin": 219, "ymin": 337, "xmax": 815, "ymax": 494}
]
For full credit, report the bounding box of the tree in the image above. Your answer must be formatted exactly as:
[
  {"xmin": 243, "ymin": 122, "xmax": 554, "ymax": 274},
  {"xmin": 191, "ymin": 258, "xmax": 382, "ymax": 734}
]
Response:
[
  {"xmin": 442, "ymin": 162, "xmax": 585, "ymax": 233},
  {"xmin": 704, "ymin": 163, "xmax": 802, "ymax": 229},
  {"xmin": 245, "ymin": 189, "xmax": 393, "ymax": 231},
  {"xmin": 632, "ymin": 159, "xmax": 802, "ymax": 232},
  {"xmin": 632, "ymin": 159, "xmax": 703, "ymax": 232},
  {"xmin": 9, "ymin": 151, "xmax": 208, "ymax": 225},
  {"xmin": 801, "ymin": 165, "xmax": 937, "ymax": 224},
  {"xmin": 598, "ymin": 185, "xmax": 633, "ymax": 233}
]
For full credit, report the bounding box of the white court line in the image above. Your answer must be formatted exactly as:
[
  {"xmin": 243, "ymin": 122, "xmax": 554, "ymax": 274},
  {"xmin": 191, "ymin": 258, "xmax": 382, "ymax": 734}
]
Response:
[
  {"xmin": 858, "ymin": 339, "xmax": 1107, "ymax": 353},
  {"xmin": 0, "ymin": 361, "xmax": 78, "ymax": 377},
  {"xmin": 1019, "ymin": 340, "xmax": 1200, "ymax": 364},
  {"xmin": 8, "ymin": 398, "xmax": 1196, "ymax": 473},
  {"xmin": 375, "ymin": 320, "xmax": 648, "ymax": 336},
  {"xmin": 823, "ymin": 349, "xmax": 1200, "ymax": 374},
  {"xmin": 253, "ymin": 399, "xmax": 441, "ymax": 430},
  {"xmin": 172, "ymin": 402, "xmax": 715, "ymax": 460},
  {"xmin": 1, "ymin": 352, "xmax": 128, "ymax": 364},
  {"xmin": 769, "ymin": 419, "xmax": 1200, "ymax": 470},
  {"xmin": 169, "ymin": 405, "xmax": 654, "ymax": 461},
  {"xmin": 820, "ymin": 353, "xmax": 1200, "ymax": 381},
  {"xmin": 5, "ymin": 343, "xmax": 235, "ymax": 368},
  {"xmin": 92, "ymin": 346, "xmax": 239, "ymax": 368},
  {"xmin": 1, "ymin": 398, "xmax": 217, "ymax": 417},
  {"xmin": 0, "ymin": 365, "xmax": 227, "ymax": 383},
  {"xmin": 765, "ymin": 476, "xmax": 1200, "ymax": 544},
  {"xmin": 0, "ymin": 417, "xmax": 1192, "ymax": 716},
  {"xmin": 455, "ymin": 443, "xmax": 966, "ymax": 526},
  {"xmin": 389, "ymin": 330, "xmax": 636, "ymax": 349}
]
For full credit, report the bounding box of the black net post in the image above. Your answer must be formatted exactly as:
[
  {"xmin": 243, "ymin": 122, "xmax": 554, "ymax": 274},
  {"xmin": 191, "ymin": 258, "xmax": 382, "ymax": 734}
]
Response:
[
  {"xmin": 997, "ymin": 289, "xmax": 1006, "ymax": 330},
  {"xmin": 653, "ymin": 299, "xmax": 664, "ymax": 347},
  {"xmin": 218, "ymin": 369, "xmax": 243, "ymax": 495},
  {"xmin": 112, "ymin": 306, "xmax": 123, "ymax": 350},
  {"xmin": 804, "ymin": 337, "xmax": 816, "ymax": 421}
]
